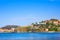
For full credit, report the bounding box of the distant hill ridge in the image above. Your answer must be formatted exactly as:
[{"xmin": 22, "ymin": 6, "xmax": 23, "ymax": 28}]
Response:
[{"xmin": 2, "ymin": 25, "xmax": 19, "ymax": 30}]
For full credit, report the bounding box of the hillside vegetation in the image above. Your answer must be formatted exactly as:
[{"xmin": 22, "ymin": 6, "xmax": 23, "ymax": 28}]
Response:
[{"xmin": 1, "ymin": 19, "xmax": 60, "ymax": 32}]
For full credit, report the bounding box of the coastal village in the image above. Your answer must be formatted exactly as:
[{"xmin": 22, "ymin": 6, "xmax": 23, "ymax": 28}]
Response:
[{"xmin": 0, "ymin": 19, "xmax": 60, "ymax": 32}]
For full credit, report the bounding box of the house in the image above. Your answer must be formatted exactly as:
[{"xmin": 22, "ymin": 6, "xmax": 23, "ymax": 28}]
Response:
[
  {"xmin": 0, "ymin": 28, "xmax": 15, "ymax": 32},
  {"xmin": 45, "ymin": 28, "xmax": 48, "ymax": 32},
  {"xmin": 0, "ymin": 28, "xmax": 4, "ymax": 32},
  {"xmin": 31, "ymin": 24, "xmax": 40, "ymax": 29},
  {"xmin": 53, "ymin": 21, "xmax": 59, "ymax": 25}
]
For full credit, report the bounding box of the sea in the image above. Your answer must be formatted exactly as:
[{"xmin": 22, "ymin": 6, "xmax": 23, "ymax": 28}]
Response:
[{"xmin": 0, "ymin": 32, "xmax": 60, "ymax": 40}]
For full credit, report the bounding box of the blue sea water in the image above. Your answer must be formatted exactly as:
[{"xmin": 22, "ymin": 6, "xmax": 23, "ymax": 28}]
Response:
[{"xmin": 0, "ymin": 32, "xmax": 60, "ymax": 40}]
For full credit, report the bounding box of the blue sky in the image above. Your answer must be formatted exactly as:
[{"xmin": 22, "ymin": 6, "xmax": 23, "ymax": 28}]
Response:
[{"xmin": 0, "ymin": 0, "xmax": 60, "ymax": 27}]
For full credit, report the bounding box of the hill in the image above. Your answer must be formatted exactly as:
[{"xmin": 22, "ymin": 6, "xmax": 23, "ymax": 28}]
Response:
[{"xmin": 2, "ymin": 25, "xmax": 19, "ymax": 30}]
